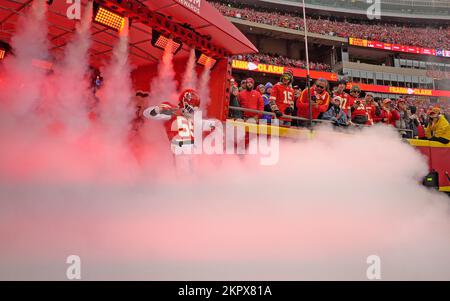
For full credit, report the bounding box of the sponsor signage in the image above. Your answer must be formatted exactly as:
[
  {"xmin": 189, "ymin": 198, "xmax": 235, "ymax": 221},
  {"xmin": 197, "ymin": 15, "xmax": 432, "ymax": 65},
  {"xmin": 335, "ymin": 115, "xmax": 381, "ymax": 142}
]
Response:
[
  {"xmin": 176, "ymin": 0, "xmax": 201, "ymax": 14},
  {"xmin": 231, "ymin": 60, "xmax": 338, "ymax": 82},
  {"xmin": 350, "ymin": 37, "xmax": 441, "ymax": 57},
  {"xmin": 347, "ymin": 82, "xmax": 450, "ymax": 97}
]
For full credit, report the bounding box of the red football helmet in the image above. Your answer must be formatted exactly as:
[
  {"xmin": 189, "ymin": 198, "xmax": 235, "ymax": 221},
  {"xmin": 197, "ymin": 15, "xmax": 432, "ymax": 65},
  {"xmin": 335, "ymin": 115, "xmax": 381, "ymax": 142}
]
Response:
[{"xmin": 178, "ymin": 89, "xmax": 200, "ymax": 114}]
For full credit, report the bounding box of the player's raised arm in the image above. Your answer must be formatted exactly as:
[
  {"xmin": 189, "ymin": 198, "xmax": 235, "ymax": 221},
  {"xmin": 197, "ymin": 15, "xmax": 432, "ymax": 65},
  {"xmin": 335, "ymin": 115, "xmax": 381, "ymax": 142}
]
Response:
[{"xmin": 143, "ymin": 103, "xmax": 174, "ymax": 121}]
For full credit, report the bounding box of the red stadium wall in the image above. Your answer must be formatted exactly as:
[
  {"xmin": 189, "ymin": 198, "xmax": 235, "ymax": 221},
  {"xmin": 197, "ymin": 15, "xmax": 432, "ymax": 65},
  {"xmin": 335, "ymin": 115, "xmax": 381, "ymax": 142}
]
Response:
[
  {"xmin": 208, "ymin": 59, "xmax": 232, "ymax": 121},
  {"xmin": 429, "ymin": 147, "xmax": 450, "ymax": 190},
  {"xmin": 412, "ymin": 142, "xmax": 450, "ymax": 191},
  {"xmin": 131, "ymin": 58, "xmax": 231, "ymax": 120}
]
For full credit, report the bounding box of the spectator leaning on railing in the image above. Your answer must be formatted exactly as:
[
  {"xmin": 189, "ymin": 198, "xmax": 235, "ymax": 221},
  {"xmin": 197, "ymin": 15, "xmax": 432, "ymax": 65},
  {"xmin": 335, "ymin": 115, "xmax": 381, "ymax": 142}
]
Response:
[
  {"xmin": 372, "ymin": 97, "xmax": 385, "ymax": 124},
  {"xmin": 257, "ymin": 84, "xmax": 265, "ymax": 95},
  {"xmin": 345, "ymin": 85, "xmax": 361, "ymax": 120},
  {"xmin": 229, "ymin": 78, "xmax": 242, "ymax": 119},
  {"xmin": 350, "ymin": 95, "xmax": 371, "ymax": 125},
  {"xmin": 380, "ymin": 99, "xmax": 401, "ymax": 127},
  {"xmin": 423, "ymin": 107, "xmax": 450, "ymax": 144},
  {"xmin": 390, "ymin": 100, "xmax": 401, "ymax": 127},
  {"xmin": 396, "ymin": 99, "xmax": 414, "ymax": 138},
  {"xmin": 333, "ymin": 80, "xmax": 349, "ymax": 101},
  {"xmin": 262, "ymin": 82, "xmax": 274, "ymax": 122},
  {"xmin": 297, "ymin": 78, "xmax": 330, "ymax": 120},
  {"xmin": 322, "ymin": 96, "xmax": 348, "ymax": 127},
  {"xmin": 239, "ymin": 79, "xmax": 247, "ymax": 92},
  {"xmin": 364, "ymin": 94, "xmax": 379, "ymax": 125},
  {"xmin": 238, "ymin": 77, "xmax": 264, "ymax": 120},
  {"xmin": 270, "ymin": 70, "xmax": 295, "ymax": 126},
  {"xmin": 408, "ymin": 105, "xmax": 422, "ymax": 138}
]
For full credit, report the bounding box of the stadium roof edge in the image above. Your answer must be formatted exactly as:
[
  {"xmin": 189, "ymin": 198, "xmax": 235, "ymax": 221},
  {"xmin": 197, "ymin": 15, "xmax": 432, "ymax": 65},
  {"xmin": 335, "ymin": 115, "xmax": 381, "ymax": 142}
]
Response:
[
  {"xmin": 135, "ymin": 0, "xmax": 259, "ymax": 55},
  {"xmin": 0, "ymin": 0, "xmax": 258, "ymax": 68}
]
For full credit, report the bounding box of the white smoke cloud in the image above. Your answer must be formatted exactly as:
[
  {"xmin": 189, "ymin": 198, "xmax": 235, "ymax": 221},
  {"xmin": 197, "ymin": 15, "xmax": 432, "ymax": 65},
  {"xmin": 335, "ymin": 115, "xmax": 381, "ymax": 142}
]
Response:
[
  {"xmin": 0, "ymin": 0, "xmax": 48, "ymax": 117},
  {"xmin": 0, "ymin": 3, "xmax": 449, "ymax": 281},
  {"xmin": 148, "ymin": 39, "xmax": 178, "ymax": 106},
  {"xmin": 181, "ymin": 48, "xmax": 198, "ymax": 91},
  {"xmin": 97, "ymin": 18, "xmax": 134, "ymax": 142},
  {"xmin": 198, "ymin": 67, "xmax": 211, "ymax": 113},
  {"xmin": 50, "ymin": 1, "xmax": 93, "ymax": 136},
  {"xmin": 0, "ymin": 124, "xmax": 449, "ymax": 280}
]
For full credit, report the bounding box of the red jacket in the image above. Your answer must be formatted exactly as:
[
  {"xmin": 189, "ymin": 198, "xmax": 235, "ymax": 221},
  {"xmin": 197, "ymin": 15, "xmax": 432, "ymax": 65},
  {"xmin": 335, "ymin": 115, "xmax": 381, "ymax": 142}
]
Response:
[
  {"xmin": 380, "ymin": 108, "xmax": 400, "ymax": 126},
  {"xmin": 366, "ymin": 104, "xmax": 376, "ymax": 124},
  {"xmin": 368, "ymin": 104, "xmax": 384, "ymax": 123},
  {"xmin": 390, "ymin": 109, "xmax": 401, "ymax": 127},
  {"xmin": 270, "ymin": 83, "xmax": 294, "ymax": 121},
  {"xmin": 417, "ymin": 125, "xmax": 425, "ymax": 138},
  {"xmin": 352, "ymin": 102, "xmax": 368, "ymax": 117},
  {"xmin": 334, "ymin": 91, "xmax": 350, "ymax": 113},
  {"xmin": 297, "ymin": 87, "xmax": 330, "ymax": 119},
  {"xmin": 238, "ymin": 90, "xmax": 264, "ymax": 118},
  {"xmin": 351, "ymin": 101, "xmax": 372, "ymax": 125},
  {"xmin": 343, "ymin": 94, "xmax": 356, "ymax": 115}
]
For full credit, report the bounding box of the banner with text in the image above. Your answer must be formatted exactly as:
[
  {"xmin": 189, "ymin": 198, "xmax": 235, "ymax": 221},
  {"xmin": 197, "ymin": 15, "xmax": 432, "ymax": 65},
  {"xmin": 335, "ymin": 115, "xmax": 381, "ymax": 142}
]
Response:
[
  {"xmin": 348, "ymin": 37, "xmax": 450, "ymax": 58},
  {"xmin": 231, "ymin": 60, "xmax": 338, "ymax": 82},
  {"xmin": 176, "ymin": 0, "xmax": 201, "ymax": 14},
  {"xmin": 347, "ymin": 82, "xmax": 450, "ymax": 97}
]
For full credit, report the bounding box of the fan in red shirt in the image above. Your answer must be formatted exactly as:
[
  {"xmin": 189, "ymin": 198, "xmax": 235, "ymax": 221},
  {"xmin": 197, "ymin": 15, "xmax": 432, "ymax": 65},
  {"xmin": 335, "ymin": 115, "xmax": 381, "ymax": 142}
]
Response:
[
  {"xmin": 390, "ymin": 99, "xmax": 401, "ymax": 127},
  {"xmin": 380, "ymin": 99, "xmax": 401, "ymax": 126},
  {"xmin": 380, "ymin": 99, "xmax": 391, "ymax": 124},
  {"xmin": 333, "ymin": 79, "xmax": 350, "ymax": 110},
  {"xmin": 345, "ymin": 85, "xmax": 362, "ymax": 118},
  {"xmin": 269, "ymin": 69, "xmax": 295, "ymax": 126},
  {"xmin": 364, "ymin": 94, "xmax": 377, "ymax": 125},
  {"xmin": 350, "ymin": 98, "xmax": 370, "ymax": 125},
  {"xmin": 297, "ymin": 78, "xmax": 330, "ymax": 120},
  {"xmin": 238, "ymin": 77, "xmax": 264, "ymax": 120}
]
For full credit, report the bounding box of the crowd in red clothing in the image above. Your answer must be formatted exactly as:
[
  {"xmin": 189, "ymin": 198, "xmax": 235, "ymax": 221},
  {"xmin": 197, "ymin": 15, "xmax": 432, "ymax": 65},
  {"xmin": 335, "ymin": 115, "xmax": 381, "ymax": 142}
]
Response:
[
  {"xmin": 233, "ymin": 53, "xmax": 332, "ymax": 72},
  {"xmin": 212, "ymin": 1, "xmax": 450, "ymax": 50},
  {"xmin": 230, "ymin": 73, "xmax": 450, "ymax": 139}
]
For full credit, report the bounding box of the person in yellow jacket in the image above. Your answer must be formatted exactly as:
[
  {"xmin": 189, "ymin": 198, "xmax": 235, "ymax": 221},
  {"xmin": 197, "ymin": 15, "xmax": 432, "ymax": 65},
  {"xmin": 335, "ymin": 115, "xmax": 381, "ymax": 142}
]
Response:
[{"xmin": 425, "ymin": 107, "xmax": 450, "ymax": 144}]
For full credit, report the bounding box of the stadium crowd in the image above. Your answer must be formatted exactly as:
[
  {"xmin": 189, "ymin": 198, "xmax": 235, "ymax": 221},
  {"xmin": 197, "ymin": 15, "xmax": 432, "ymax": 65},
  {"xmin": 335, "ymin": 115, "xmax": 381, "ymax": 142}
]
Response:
[
  {"xmin": 212, "ymin": 1, "xmax": 450, "ymax": 50},
  {"xmin": 233, "ymin": 53, "xmax": 332, "ymax": 72},
  {"xmin": 229, "ymin": 70, "xmax": 450, "ymax": 143}
]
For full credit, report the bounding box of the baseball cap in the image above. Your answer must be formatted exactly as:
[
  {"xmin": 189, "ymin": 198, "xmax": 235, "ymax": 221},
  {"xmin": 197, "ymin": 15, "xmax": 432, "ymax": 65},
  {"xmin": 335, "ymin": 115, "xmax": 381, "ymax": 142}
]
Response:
[
  {"xmin": 383, "ymin": 98, "xmax": 392, "ymax": 105},
  {"xmin": 428, "ymin": 107, "xmax": 441, "ymax": 115}
]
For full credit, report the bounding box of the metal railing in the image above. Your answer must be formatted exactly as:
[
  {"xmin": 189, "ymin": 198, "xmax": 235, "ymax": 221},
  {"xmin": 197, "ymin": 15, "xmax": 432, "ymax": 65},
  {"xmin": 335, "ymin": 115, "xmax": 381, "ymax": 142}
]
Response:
[
  {"xmin": 228, "ymin": 106, "xmax": 415, "ymax": 137},
  {"xmin": 228, "ymin": 106, "xmax": 331, "ymax": 123}
]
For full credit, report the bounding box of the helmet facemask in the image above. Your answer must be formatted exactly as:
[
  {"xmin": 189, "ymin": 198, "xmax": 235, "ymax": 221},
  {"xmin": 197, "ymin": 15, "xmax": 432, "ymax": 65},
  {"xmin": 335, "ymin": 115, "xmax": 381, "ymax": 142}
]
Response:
[{"xmin": 181, "ymin": 91, "xmax": 197, "ymax": 117}]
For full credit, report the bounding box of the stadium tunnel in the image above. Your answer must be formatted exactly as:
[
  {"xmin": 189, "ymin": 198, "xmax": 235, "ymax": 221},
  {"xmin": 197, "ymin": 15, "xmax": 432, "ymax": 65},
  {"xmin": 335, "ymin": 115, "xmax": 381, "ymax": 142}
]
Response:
[{"xmin": 0, "ymin": 0, "xmax": 258, "ymax": 119}]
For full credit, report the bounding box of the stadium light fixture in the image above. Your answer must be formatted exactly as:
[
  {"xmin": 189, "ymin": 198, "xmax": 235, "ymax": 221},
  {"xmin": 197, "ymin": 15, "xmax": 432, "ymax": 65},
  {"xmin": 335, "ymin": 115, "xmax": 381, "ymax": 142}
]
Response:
[
  {"xmin": 195, "ymin": 50, "xmax": 217, "ymax": 70},
  {"xmin": 91, "ymin": 0, "xmax": 226, "ymax": 59},
  {"xmin": 0, "ymin": 40, "xmax": 11, "ymax": 61},
  {"xmin": 93, "ymin": 4, "xmax": 125, "ymax": 32},
  {"xmin": 151, "ymin": 29, "xmax": 182, "ymax": 54}
]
